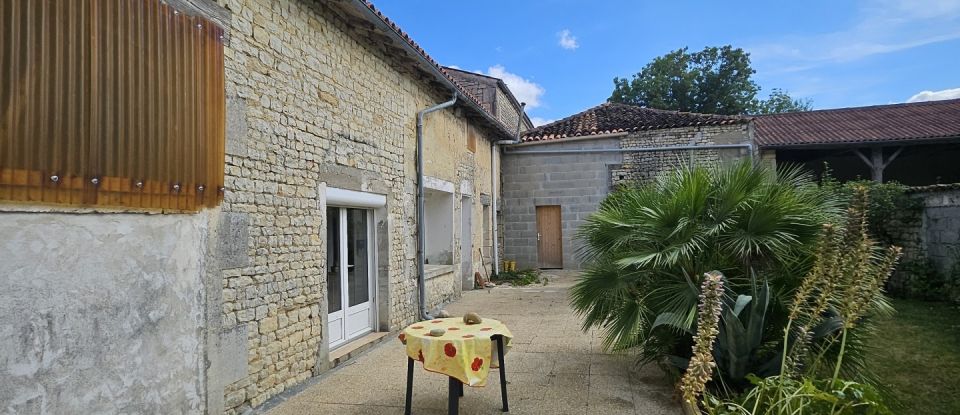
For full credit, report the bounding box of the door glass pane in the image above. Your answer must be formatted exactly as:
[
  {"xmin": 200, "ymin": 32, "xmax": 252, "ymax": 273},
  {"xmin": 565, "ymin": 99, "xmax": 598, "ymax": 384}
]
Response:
[
  {"xmin": 347, "ymin": 208, "xmax": 370, "ymax": 307},
  {"xmin": 326, "ymin": 207, "xmax": 342, "ymax": 313}
]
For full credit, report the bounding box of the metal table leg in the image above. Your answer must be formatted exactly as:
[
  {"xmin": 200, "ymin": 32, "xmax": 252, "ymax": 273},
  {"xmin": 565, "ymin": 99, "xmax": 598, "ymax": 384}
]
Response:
[
  {"xmin": 448, "ymin": 376, "xmax": 460, "ymax": 415},
  {"xmin": 405, "ymin": 358, "xmax": 414, "ymax": 415},
  {"xmin": 495, "ymin": 335, "xmax": 509, "ymax": 412}
]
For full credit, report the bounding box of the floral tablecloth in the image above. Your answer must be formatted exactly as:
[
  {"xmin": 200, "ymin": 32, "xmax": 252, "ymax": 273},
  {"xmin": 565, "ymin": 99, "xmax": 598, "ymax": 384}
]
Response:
[{"xmin": 399, "ymin": 317, "xmax": 513, "ymax": 386}]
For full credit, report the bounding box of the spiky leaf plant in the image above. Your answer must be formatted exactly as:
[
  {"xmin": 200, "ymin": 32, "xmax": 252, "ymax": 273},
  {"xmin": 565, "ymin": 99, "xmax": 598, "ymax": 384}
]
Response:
[{"xmin": 571, "ymin": 159, "xmax": 839, "ymax": 380}]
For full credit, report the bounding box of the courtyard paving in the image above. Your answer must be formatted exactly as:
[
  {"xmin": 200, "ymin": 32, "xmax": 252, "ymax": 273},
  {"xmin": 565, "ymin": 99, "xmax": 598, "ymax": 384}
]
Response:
[{"xmin": 263, "ymin": 271, "xmax": 679, "ymax": 414}]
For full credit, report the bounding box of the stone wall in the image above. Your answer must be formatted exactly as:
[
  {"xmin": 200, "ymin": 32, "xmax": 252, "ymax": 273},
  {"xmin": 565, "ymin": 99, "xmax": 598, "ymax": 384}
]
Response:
[
  {"xmin": 215, "ymin": 0, "xmax": 499, "ymax": 411},
  {"xmin": 612, "ymin": 123, "xmax": 751, "ymax": 185},
  {"xmin": 0, "ymin": 1, "xmax": 504, "ymax": 413},
  {"xmin": 0, "ymin": 212, "xmax": 208, "ymax": 414},
  {"xmin": 879, "ymin": 187, "xmax": 960, "ymax": 297},
  {"xmin": 495, "ymin": 86, "xmax": 522, "ymax": 132},
  {"xmin": 918, "ymin": 188, "xmax": 960, "ymax": 274}
]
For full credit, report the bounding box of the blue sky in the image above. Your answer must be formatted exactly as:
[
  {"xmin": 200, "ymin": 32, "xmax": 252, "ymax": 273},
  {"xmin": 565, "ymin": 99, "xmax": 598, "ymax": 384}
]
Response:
[{"xmin": 374, "ymin": 0, "xmax": 960, "ymax": 125}]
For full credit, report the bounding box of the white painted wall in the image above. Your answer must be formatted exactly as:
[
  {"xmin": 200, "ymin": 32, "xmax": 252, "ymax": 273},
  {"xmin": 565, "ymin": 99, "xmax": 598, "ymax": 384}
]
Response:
[{"xmin": 424, "ymin": 188, "xmax": 453, "ymax": 265}]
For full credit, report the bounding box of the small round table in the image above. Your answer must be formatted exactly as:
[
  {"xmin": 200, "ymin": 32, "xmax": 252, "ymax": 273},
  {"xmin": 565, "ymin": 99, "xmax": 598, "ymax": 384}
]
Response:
[{"xmin": 400, "ymin": 317, "xmax": 513, "ymax": 414}]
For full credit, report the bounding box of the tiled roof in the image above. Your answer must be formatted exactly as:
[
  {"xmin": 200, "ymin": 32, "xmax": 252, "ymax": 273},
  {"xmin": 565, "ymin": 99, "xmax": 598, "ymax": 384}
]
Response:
[
  {"xmin": 442, "ymin": 67, "xmax": 534, "ymax": 131},
  {"xmin": 755, "ymin": 99, "xmax": 960, "ymax": 148},
  {"xmin": 357, "ymin": 1, "xmax": 515, "ymax": 137},
  {"xmin": 441, "ymin": 67, "xmax": 498, "ymax": 114},
  {"xmin": 520, "ymin": 102, "xmax": 748, "ymax": 142}
]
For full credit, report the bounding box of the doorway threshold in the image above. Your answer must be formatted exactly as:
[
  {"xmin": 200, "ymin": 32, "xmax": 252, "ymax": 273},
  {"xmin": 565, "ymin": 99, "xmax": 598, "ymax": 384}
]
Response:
[{"xmin": 329, "ymin": 331, "xmax": 390, "ymax": 367}]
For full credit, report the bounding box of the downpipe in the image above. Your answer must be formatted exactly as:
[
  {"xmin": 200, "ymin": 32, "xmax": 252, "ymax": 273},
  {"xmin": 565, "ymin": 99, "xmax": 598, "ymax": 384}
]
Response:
[
  {"xmin": 491, "ymin": 103, "xmax": 526, "ymax": 275},
  {"xmin": 417, "ymin": 93, "xmax": 458, "ymax": 320}
]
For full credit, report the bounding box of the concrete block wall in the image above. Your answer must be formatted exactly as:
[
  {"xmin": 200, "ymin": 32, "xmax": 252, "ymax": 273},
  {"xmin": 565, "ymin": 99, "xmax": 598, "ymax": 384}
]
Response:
[
  {"xmin": 501, "ymin": 123, "xmax": 751, "ymax": 271},
  {"xmin": 501, "ymin": 138, "xmax": 622, "ymax": 269}
]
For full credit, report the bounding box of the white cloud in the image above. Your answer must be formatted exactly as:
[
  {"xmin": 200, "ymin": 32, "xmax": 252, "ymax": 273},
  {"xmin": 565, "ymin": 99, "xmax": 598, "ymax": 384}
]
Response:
[
  {"xmin": 530, "ymin": 117, "xmax": 556, "ymax": 127},
  {"xmin": 907, "ymin": 87, "xmax": 960, "ymax": 102},
  {"xmin": 484, "ymin": 65, "xmax": 546, "ymax": 109},
  {"xmin": 748, "ymin": 0, "xmax": 960, "ymax": 69},
  {"xmin": 557, "ymin": 29, "xmax": 579, "ymax": 50},
  {"xmin": 446, "ymin": 65, "xmax": 461, "ymax": 70}
]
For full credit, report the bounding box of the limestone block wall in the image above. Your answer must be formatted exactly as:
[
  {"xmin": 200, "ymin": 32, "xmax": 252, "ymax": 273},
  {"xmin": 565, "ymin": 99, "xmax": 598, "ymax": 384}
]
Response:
[
  {"xmin": 215, "ymin": 0, "xmax": 501, "ymax": 411},
  {"xmin": 0, "ymin": 1, "xmax": 505, "ymax": 413},
  {"xmin": 495, "ymin": 86, "xmax": 522, "ymax": 132},
  {"xmin": 918, "ymin": 189, "xmax": 960, "ymax": 274},
  {"xmin": 612, "ymin": 123, "xmax": 751, "ymax": 185},
  {"xmin": 882, "ymin": 187, "xmax": 960, "ymax": 296}
]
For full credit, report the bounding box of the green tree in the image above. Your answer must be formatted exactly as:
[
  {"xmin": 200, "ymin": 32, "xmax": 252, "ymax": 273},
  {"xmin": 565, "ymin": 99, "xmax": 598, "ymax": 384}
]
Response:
[
  {"xmin": 609, "ymin": 46, "xmax": 811, "ymax": 115},
  {"xmin": 754, "ymin": 88, "xmax": 813, "ymax": 114}
]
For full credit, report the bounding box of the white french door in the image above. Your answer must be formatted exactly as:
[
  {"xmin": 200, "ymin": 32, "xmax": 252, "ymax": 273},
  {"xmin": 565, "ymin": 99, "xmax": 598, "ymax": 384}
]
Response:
[{"xmin": 326, "ymin": 206, "xmax": 375, "ymax": 349}]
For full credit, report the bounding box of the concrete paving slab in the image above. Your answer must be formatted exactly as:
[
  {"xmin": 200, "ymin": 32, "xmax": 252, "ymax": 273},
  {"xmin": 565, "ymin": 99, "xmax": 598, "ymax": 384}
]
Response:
[{"xmin": 263, "ymin": 271, "xmax": 680, "ymax": 414}]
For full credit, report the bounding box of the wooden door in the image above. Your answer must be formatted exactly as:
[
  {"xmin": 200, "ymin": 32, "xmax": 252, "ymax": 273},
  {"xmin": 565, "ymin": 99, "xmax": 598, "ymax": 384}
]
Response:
[{"xmin": 536, "ymin": 205, "xmax": 563, "ymax": 269}]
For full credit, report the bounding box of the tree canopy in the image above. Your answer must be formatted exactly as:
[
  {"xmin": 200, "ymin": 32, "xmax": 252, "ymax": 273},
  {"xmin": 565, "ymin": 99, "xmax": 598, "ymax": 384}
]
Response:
[
  {"xmin": 753, "ymin": 88, "xmax": 813, "ymax": 114},
  {"xmin": 608, "ymin": 46, "xmax": 811, "ymax": 115}
]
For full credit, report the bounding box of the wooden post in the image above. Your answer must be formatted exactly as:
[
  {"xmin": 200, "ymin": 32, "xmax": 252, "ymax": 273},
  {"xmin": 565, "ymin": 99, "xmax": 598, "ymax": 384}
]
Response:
[
  {"xmin": 870, "ymin": 147, "xmax": 884, "ymax": 182},
  {"xmin": 853, "ymin": 146, "xmax": 903, "ymax": 183}
]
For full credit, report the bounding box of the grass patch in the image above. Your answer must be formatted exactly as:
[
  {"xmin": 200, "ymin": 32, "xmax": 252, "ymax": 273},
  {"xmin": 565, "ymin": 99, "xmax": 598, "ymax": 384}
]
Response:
[
  {"xmin": 491, "ymin": 269, "xmax": 545, "ymax": 286},
  {"xmin": 869, "ymin": 299, "xmax": 960, "ymax": 415}
]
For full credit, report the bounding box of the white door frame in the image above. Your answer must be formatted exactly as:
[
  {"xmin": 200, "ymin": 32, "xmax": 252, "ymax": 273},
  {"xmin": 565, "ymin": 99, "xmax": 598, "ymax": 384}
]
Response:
[
  {"xmin": 343, "ymin": 208, "xmax": 375, "ymax": 340},
  {"xmin": 326, "ymin": 188, "xmax": 384, "ymax": 349},
  {"xmin": 327, "ymin": 207, "xmax": 377, "ymax": 349}
]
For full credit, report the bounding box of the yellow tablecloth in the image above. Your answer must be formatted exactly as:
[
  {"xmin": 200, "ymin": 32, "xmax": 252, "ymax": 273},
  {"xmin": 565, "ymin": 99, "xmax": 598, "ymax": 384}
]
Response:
[{"xmin": 400, "ymin": 317, "xmax": 513, "ymax": 387}]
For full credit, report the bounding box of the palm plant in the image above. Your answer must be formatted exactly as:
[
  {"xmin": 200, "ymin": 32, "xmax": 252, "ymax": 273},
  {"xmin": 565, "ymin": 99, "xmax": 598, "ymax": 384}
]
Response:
[
  {"xmin": 700, "ymin": 187, "xmax": 902, "ymax": 414},
  {"xmin": 571, "ymin": 159, "xmax": 839, "ymax": 382}
]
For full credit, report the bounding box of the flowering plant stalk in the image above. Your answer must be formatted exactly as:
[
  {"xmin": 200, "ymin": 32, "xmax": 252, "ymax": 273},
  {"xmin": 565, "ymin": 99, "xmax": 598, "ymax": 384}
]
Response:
[{"xmin": 680, "ymin": 271, "xmax": 726, "ymax": 410}]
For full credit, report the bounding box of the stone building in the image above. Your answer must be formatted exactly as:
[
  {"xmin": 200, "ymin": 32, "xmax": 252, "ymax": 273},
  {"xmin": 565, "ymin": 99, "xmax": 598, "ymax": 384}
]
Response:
[
  {"xmin": 500, "ymin": 103, "xmax": 752, "ymax": 269},
  {"xmin": 0, "ymin": 1, "xmax": 528, "ymax": 414}
]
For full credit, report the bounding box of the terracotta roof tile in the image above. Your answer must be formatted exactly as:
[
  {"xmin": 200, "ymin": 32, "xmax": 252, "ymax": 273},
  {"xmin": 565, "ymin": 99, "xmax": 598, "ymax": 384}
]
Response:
[
  {"xmin": 520, "ymin": 103, "xmax": 748, "ymax": 142},
  {"xmin": 441, "ymin": 67, "xmax": 498, "ymax": 113},
  {"xmin": 360, "ymin": 2, "xmax": 510, "ymax": 133},
  {"xmin": 755, "ymin": 99, "xmax": 960, "ymax": 148}
]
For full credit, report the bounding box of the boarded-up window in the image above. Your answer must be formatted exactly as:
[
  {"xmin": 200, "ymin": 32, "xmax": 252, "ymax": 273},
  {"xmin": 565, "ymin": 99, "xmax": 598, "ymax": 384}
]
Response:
[
  {"xmin": 0, "ymin": 0, "xmax": 225, "ymax": 211},
  {"xmin": 467, "ymin": 131, "xmax": 477, "ymax": 153}
]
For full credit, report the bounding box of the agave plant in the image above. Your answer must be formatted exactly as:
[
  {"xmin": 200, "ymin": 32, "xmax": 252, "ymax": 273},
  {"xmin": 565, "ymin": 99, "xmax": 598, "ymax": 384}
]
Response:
[{"xmin": 571, "ymin": 159, "xmax": 839, "ymax": 386}]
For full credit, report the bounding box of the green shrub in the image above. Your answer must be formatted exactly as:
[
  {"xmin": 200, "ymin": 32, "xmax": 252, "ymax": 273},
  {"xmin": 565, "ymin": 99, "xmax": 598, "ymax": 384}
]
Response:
[
  {"xmin": 705, "ymin": 376, "xmax": 893, "ymax": 415},
  {"xmin": 818, "ymin": 168, "xmax": 955, "ymax": 302},
  {"xmin": 492, "ymin": 269, "xmax": 544, "ymax": 286},
  {"xmin": 896, "ymin": 258, "xmax": 946, "ymax": 300},
  {"xmin": 692, "ymin": 186, "xmax": 901, "ymax": 414},
  {"xmin": 571, "ymin": 159, "xmax": 839, "ymax": 391},
  {"xmin": 819, "ymin": 168, "xmax": 922, "ymax": 247},
  {"xmin": 949, "ymin": 248, "xmax": 960, "ymax": 303}
]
